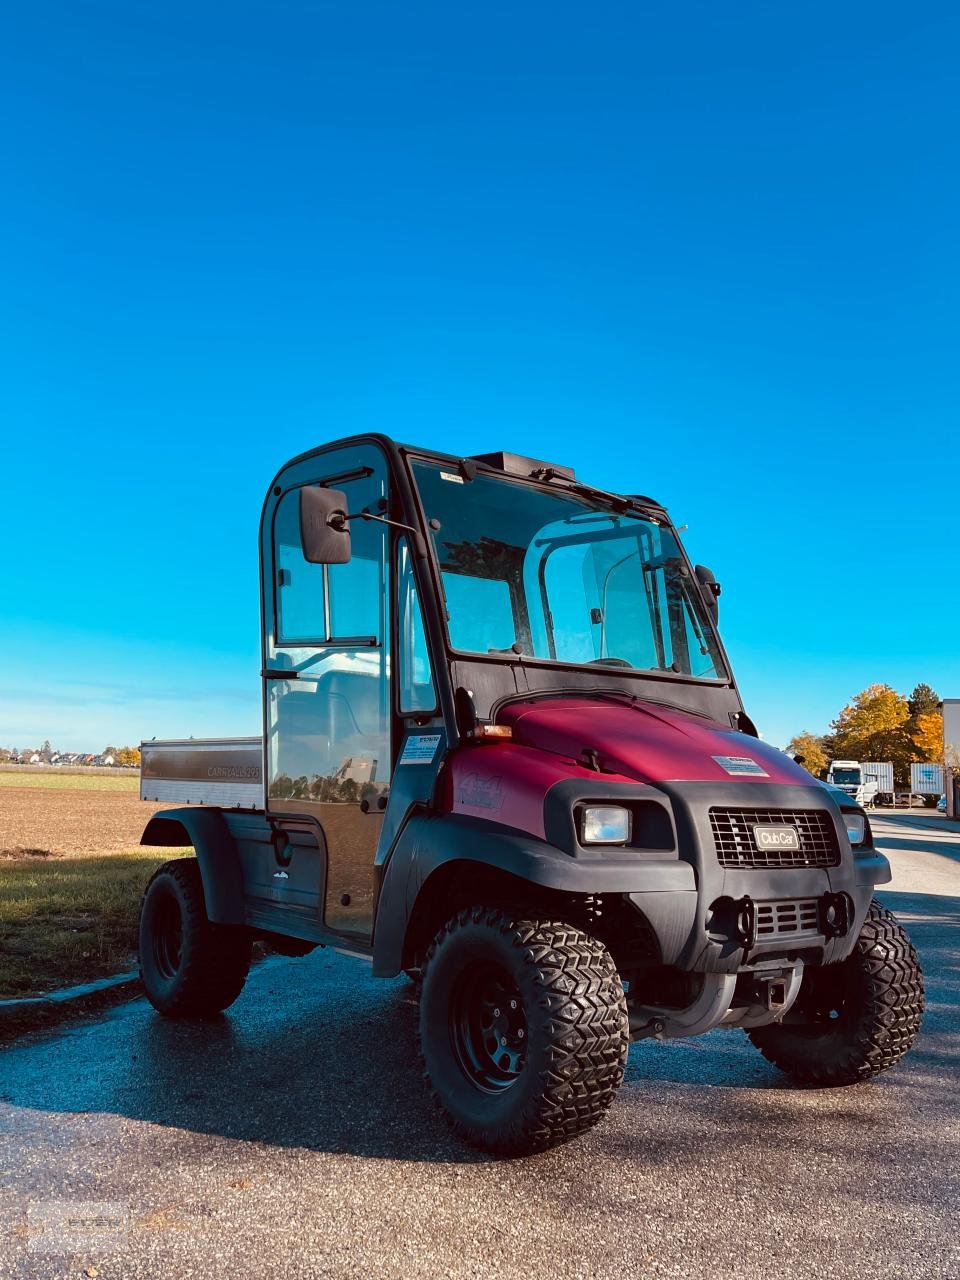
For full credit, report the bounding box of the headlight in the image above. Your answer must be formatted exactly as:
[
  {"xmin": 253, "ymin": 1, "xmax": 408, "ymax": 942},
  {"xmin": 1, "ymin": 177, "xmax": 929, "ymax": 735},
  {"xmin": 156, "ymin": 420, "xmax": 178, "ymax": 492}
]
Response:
[
  {"xmin": 844, "ymin": 814, "xmax": 866, "ymax": 845},
  {"xmin": 581, "ymin": 805, "xmax": 631, "ymax": 845}
]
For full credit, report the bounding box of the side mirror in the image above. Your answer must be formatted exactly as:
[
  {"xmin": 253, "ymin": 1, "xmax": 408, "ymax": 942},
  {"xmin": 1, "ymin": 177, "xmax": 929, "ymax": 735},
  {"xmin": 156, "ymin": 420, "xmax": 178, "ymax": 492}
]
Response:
[
  {"xmin": 694, "ymin": 564, "xmax": 721, "ymax": 622},
  {"xmin": 300, "ymin": 486, "xmax": 352, "ymax": 564}
]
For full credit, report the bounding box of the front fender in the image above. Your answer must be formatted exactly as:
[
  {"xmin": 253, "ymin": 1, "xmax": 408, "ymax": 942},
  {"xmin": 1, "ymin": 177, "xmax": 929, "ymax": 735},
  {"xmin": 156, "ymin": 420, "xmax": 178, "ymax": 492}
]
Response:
[
  {"xmin": 140, "ymin": 808, "xmax": 245, "ymax": 925},
  {"xmin": 371, "ymin": 811, "xmax": 693, "ymax": 976}
]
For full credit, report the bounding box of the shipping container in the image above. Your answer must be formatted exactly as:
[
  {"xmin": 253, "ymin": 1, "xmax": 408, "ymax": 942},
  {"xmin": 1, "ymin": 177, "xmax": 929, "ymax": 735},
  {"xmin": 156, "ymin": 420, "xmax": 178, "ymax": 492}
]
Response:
[
  {"xmin": 911, "ymin": 762, "xmax": 944, "ymax": 795},
  {"xmin": 863, "ymin": 762, "xmax": 894, "ymax": 793}
]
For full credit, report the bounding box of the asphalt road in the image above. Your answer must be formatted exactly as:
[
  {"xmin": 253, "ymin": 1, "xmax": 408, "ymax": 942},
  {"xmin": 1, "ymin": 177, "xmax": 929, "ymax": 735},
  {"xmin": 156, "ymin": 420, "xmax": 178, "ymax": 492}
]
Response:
[{"xmin": 0, "ymin": 812, "xmax": 957, "ymax": 1280}]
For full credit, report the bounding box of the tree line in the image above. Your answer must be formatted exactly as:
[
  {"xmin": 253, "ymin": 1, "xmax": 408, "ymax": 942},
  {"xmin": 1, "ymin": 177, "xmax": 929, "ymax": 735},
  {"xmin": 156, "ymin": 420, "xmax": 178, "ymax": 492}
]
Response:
[
  {"xmin": 786, "ymin": 683, "xmax": 942, "ymax": 788},
  {"xmin": 0, "ymin": 742, "xmax": 142, "ymax": 766}
]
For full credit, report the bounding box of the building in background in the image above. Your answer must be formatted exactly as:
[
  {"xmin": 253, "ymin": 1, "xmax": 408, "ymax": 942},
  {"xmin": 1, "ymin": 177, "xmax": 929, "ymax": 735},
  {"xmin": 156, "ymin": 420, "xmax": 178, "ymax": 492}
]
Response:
[{"xmin": 943, "ymin": 700, "xmax": 960, "ymax": 818}]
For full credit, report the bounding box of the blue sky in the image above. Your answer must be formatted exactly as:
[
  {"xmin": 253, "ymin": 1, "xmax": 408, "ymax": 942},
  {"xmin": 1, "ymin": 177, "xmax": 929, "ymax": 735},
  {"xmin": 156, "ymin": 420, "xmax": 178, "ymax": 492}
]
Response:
[{"xmin": 1, "ymin": 2, "xmax": 956, "ymax": 752}]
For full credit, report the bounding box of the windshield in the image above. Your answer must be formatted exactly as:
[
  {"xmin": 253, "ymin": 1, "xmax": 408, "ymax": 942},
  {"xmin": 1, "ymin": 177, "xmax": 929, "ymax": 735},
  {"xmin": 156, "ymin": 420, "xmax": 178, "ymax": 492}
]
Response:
[
  {"xmin": 413, "ymin": 462, "xmax": 726, "ymax": 680},
  {"xmin": 832, "ymin": 768, "xmax": 861, "ymax": 785}
]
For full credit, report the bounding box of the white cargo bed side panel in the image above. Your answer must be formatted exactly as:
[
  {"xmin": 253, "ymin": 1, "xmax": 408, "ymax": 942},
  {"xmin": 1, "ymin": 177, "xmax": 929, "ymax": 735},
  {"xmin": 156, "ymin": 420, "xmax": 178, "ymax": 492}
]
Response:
[{"xmin": 140, "ymin": 737, "xmax": 265, "ymax": 809}]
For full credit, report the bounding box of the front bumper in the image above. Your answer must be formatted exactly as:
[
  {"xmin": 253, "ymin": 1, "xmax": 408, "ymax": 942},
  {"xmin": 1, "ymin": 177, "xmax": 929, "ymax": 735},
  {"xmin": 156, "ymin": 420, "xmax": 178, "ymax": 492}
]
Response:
[{"xmin": 626, "ymin": 780, "xmax": 889, "ymax": 973}]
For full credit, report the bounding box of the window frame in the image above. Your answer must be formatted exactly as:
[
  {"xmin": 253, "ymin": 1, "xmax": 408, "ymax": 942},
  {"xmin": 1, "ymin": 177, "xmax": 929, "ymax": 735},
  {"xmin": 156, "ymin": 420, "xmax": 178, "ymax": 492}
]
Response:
[
  {"xmin": 395, "ymin": 536, "xmax": 440, "ymax": 717},
  {"xmin": 406, "ymin": 454, "xmax": 731, "ymax": 687}
]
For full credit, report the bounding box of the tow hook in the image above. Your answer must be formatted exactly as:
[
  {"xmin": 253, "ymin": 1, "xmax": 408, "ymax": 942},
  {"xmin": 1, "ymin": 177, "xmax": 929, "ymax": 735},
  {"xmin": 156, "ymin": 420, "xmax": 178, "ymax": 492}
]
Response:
[
  {"xmin": 819, "ymin": 892, "xmax": 852, "ymax": 939},
  {"xmin": 734, "ymin": 895, "xmax": 758, "ymax": 952}
]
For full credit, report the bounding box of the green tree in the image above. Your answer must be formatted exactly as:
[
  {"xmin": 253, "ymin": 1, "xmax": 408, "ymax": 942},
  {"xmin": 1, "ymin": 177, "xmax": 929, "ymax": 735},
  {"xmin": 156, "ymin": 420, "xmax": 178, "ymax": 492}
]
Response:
[
  {"xmin": 785, "ymin": 732, "xmax": 829, "ymax": 779},
  {"xmin": 861, "ymin": 724, "xmax": 924, "ymax": 789},
  {"xmin": 908, "ymin": 683, "xmax": 940, "ymax": 718}
]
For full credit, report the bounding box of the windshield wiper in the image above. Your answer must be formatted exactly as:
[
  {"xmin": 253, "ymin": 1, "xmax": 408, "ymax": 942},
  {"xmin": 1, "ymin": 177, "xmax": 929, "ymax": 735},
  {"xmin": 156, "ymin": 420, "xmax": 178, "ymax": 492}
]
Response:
[{"xmin": 531, "ymin": 470, "xmax": 666, "ymax": 522}]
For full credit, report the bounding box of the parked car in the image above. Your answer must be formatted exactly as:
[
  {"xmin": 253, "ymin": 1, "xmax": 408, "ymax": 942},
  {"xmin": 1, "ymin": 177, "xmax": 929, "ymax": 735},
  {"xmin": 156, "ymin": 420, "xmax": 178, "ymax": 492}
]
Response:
[{"xmin": 937, "ymin": 795, "xmax": 947, "ymax": 813}]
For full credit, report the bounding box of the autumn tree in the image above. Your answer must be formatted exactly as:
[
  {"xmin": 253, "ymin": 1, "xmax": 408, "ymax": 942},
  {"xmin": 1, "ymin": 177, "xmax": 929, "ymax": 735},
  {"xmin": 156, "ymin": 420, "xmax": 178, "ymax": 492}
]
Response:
[
  {"xmin": 114, "ymin": 746, "xmax": 141, "ymax": 766},
  {"xmin": 830, "ymin": 684, "xmax": 921, "ymax": 788},
  {"xmin": 785, "ymin": 732, "xmax": 829, "ymax": 779},
  {"xmin": 831, "ymin": 685, "xmax": 908, "ymax": 750},
  {"xmin": 911, "ymin": 712, "xmax": 943, "ymax": 763}
]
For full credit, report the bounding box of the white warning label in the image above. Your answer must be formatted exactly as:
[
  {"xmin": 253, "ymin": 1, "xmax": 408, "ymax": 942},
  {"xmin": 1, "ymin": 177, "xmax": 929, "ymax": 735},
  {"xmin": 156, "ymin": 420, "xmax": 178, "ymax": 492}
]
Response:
[
  {"xmin": 399, "ymin": 734, "xmax": 442, "ymax": 765},
  {"xmin": 712, "ymin": 755, "xmax": 769, "ymax": 777}
]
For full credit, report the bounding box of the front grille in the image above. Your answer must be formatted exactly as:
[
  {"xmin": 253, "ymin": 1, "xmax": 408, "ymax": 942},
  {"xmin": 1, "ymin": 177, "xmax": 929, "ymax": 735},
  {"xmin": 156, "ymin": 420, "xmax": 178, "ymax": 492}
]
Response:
[
  {"xmin": 709, "ymin": 808, "xmax": 841, "ymax": 869},
  {"xmin": 756, "ymin": 899, "xmax": 820, "ymax": 938}
]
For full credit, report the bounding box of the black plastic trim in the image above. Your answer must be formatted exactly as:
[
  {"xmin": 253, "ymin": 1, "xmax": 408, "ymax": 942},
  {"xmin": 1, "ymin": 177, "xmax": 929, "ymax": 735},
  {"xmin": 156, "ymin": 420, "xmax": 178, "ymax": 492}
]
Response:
[
  {"xmin": 371, "ymin": 811, "xmax": 695, "ymax": 976},
  {"xmin": 140, "ymin": 809, "xmax": 245, "ymax": 925}
]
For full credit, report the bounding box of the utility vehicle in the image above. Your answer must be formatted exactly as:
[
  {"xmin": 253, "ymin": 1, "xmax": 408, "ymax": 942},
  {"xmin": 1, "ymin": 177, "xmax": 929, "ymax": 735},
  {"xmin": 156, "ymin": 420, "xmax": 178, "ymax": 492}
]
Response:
[{"xmin": 138, "ymin": 436, "xmax": 924, "ymax": 1154}]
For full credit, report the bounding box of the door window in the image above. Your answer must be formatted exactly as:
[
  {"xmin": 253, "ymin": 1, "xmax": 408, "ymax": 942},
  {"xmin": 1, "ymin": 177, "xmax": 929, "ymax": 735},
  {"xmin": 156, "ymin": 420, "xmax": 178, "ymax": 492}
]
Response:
[
  {"xmin": 275, "ymin": 490, "xmax": 384, "ymax": 646},
  {"xmin": 275, "ymin": 494, "xmax": 326, "ymax": 644}
]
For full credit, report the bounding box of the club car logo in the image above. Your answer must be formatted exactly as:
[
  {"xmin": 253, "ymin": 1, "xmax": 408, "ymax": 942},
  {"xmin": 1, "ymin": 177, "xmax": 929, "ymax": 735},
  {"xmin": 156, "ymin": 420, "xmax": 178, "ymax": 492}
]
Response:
[{"xmin": 752, "ymin": 824, "xmax": 801, "ymax": 852}]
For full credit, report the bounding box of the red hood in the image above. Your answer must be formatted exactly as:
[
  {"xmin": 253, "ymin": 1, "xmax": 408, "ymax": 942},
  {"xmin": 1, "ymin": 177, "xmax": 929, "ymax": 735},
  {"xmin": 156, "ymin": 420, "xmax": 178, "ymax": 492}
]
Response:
[{"xmin": 498, "ymin": 697, "xmax": 813, "ymax": 787}]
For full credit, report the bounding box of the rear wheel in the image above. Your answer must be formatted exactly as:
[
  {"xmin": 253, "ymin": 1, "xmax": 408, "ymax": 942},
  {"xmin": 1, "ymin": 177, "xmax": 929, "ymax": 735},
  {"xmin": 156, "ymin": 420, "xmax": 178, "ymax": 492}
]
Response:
[
  {"xmin": 139, "ymin": 858, "xmax": 251, "ymax": 1017},
  {"xmin": 747, "ymin": 900, "xmax": 923, "ymax": 1085},
  {"xmin": 418, "ymin": 908, "xmax": 629, "ymax": 1154}
]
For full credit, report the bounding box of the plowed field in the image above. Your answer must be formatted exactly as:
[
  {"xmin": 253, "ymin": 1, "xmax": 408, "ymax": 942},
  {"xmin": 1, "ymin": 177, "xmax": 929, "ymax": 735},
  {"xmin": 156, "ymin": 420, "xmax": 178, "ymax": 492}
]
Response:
[{"xmin": 0, "ymin": 777, "xmax": 174, "ymax": 857}]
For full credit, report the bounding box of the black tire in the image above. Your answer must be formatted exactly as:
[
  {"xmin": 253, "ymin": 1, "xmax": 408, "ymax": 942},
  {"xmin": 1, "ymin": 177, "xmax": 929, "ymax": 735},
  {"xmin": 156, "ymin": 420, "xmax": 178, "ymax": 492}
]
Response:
[
  {"xmin": 747, "ymin": 899, "xmax": 924, "ymax": 1085},
  {"xmin": 418, "ymin": 908, "xmax": 629, "ymax": 1155},
  {"xmin": 139, "ymin": 858, "xmax": 252, "ymax": 1017}
]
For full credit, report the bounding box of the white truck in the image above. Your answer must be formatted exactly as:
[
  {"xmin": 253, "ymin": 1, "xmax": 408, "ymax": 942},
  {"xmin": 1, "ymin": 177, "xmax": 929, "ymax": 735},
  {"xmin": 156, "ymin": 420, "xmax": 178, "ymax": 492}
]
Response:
[{"xmin": 827, "ymin": 760, "xmax": 892, "ymax": 807}]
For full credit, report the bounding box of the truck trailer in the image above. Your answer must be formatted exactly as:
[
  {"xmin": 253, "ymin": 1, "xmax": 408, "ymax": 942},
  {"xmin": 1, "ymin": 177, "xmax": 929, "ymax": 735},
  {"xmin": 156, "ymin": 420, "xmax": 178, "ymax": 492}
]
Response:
[{"xmin": 137, "ymin": 436, "xmax": 923, "ymax": 1154}]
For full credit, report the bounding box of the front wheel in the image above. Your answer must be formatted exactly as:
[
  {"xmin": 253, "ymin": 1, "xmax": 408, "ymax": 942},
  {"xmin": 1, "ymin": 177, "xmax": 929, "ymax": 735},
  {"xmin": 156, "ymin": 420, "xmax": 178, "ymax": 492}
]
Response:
[
  {"xmin": 747, "ymin": 900, "xmax": 924, "ymax": 1085},
  {"xmin": 139, "ymin": 858, "xmax": 252, "ymax": 1017},
  {"xmin": 418, "ymin": 909, "xmax": 629, "ymax": 1155}
]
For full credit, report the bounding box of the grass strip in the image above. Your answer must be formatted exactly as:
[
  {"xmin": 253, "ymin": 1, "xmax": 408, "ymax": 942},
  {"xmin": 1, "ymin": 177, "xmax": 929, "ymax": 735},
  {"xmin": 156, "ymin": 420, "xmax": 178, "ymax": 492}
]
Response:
[{"xmin": 0, "ymin": 849, "xmax": 175, "ymax": 1000}]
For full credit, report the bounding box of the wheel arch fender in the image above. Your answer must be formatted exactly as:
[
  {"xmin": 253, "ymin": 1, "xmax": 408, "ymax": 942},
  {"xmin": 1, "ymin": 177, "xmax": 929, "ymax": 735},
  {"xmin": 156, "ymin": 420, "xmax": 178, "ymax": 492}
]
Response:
[
  {"xmin": 371, "ymin": 811, "xmax": 694, "ymax": 977},
  {"xmin": 140, "ymin": 808, "xmax": 244, "ymax": 925}
]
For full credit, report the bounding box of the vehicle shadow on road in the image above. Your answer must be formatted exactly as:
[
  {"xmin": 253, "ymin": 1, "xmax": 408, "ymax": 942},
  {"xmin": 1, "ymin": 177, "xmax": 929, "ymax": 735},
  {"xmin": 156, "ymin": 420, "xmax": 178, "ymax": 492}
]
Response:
[
  {"xmin": 875, "ymin": 835, "xmax": 960, "ymax": 864},
  {"xmin": 0, "ymin": 955, "xmax": 486, "ymax": 1163},
  {"xmin": 0, "ymin": 893, "xmax": 955, "ymax": 1166}
]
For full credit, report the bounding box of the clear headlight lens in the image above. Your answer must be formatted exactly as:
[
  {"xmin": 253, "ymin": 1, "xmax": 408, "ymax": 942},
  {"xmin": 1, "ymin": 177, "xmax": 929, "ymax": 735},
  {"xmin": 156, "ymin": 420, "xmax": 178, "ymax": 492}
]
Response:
[
  {"xmin": 581, "ymin": 805, "xmax": 631, "ymax": 845},
  {"xmin": 844, "ymin": 814, "xmax": 866, "ymax": 845}
]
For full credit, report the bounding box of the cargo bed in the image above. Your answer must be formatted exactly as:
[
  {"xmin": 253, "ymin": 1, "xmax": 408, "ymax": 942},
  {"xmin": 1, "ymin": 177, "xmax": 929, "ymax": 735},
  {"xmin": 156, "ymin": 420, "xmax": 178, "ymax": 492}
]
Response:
[{"xmin": 140, "ymin": 737, "xmax": 264, "ymax": 809}]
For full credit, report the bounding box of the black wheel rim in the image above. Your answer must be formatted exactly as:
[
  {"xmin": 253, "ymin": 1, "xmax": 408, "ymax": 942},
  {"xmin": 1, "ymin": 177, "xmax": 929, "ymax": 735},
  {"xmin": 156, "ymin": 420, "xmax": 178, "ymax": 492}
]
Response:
[
  {"xmin": 152, "ymin": 890, "xmax": 183, "ymax": 980},
  {"xmin": 450, "ymin": 962, "xmax": 528, "ymax": 1093}
]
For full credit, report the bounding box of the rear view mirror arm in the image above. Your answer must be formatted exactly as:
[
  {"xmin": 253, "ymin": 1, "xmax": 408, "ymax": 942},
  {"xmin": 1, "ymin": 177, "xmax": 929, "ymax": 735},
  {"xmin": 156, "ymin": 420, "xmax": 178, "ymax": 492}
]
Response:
[{"xmin": 337, "ymin": 508, "xmax": 429, "ymax": 557}]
